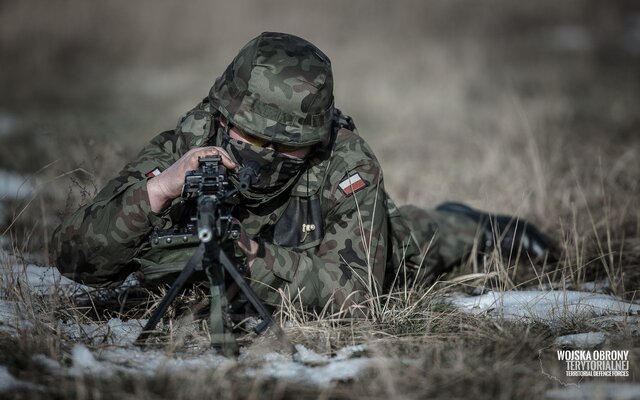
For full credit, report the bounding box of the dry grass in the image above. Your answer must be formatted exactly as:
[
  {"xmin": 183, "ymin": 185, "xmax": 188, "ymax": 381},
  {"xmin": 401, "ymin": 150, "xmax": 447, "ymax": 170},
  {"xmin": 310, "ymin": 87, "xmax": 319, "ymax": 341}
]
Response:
[{"xmin": 1, "ymin": 1, "xmax": 639, "ymax": 399}]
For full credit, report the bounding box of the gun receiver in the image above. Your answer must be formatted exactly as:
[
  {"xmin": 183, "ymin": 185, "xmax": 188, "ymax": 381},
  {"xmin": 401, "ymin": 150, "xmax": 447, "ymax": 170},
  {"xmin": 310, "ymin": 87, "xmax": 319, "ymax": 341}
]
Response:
[{"xmin": 181, "ymin": 156, "xmax": 234, "ymax": 242}]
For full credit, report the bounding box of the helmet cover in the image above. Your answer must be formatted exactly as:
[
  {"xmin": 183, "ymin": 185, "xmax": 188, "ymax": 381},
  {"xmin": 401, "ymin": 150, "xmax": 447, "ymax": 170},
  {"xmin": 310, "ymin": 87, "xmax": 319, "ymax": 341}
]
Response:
[{"xmin": 209, "ymin": 32, "xmax": 334, "ymax": 147}]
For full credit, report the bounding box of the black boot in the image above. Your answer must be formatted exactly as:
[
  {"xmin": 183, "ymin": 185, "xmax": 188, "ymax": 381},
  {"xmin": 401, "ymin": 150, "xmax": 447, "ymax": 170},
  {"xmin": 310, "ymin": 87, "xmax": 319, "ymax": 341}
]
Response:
[{"xmin": 435, "ymin": 202, "xmax": 557, "ymax": 263}]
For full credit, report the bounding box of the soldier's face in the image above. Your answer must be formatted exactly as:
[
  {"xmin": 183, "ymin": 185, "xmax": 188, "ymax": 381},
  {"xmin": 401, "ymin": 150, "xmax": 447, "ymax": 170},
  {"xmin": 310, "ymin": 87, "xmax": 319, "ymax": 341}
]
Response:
[{"xmin": 221, "ymin": 119, "xmax": 311, "ymax": 160}]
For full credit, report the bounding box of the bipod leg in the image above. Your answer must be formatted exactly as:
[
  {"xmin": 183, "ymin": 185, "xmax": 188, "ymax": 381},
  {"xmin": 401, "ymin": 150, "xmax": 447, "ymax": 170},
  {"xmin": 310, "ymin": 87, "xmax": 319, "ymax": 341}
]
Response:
[
  {"xmin": 218, "ymin": 248, "xmax": 295, "ymax": 355},
  {"xmin": 135, "ymin": 244, "xmax": 205, "ymax": 346},
  {"xmin": 205, "ymin": 241, "xmax": 238, "ymax": 356}
]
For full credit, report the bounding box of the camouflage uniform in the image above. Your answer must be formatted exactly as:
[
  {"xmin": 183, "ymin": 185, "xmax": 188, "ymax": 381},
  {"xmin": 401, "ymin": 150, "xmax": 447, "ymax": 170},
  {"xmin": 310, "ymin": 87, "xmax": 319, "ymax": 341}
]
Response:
[{"xmin": 51, "ymin": 33, "xmax": 480, "ymax": 311}]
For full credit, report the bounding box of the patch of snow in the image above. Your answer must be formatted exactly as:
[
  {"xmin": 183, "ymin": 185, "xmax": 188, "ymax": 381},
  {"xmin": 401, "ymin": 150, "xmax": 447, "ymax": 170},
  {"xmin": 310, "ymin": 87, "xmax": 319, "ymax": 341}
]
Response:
[
  {"xmin": 0, "ymin": 365, "xmax": 44, "ymax": 393},
  {"xmin": 0, "ymin": 366, "xmax": 20, "ymax": 391},
  {"xmin": 60, "ymin": 318, "xmax": 147, "ymax": 346},
  {"xmin": 293, "ymin": 344, "xmax": 331, "ymax": 365},
  {"xmin": 1, "ymin": 253, "xmax": 140, "ymax": 302},
  {"xmin": 32, "ymin": 343, "xmax": 232, "ymax": 379},
  {"xmin": 248, "ymin": 345, "xmax": 375, "ymax": 386},
  {"xmin": 5, "ymin": 263, "xmax": 91, "ymax": 297},
  {"xmin": 97, "ymin": 347, "xmax": 230, "ymax": 376},
  {"xmin": 0, "ymin": 170, "xmax": 36, "ymax": 201},
  {"xmin": 247, "ymin": 358, "xmax": 371, "ymax": 386},
  {"xmin": 71, "ymin": 344, "xmax": 112, "ymax": 377},
  {"xmin": 289, "ymin": 344, "xmax": 368, "ymax": 365},
  {"xmin": 106, "ymin": 318, "xmax": 146, "ymax": 344},
  {"xmin": 249, "ymin": 356, "xmax": 372, "ymax": 386},
  {"xmin": 335, "ymin": 344, "xmax": 368, "ymax": 360},
  {"xmin": 554, "ymin": 332, "xmax": 606, "ymax": 349},
  {"xmin": 448, "ymin": 290, "xmax": 640, "ymax": 323},
  {"xmin": 546, "ymin": 383, "xmax": 640, "ymax": 400}
]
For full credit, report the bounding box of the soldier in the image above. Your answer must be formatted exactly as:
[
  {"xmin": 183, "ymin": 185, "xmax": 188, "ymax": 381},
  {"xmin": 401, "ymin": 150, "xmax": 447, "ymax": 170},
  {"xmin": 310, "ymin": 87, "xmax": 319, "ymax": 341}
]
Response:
[{"xmin": 51, "ymin": 32, "xmax": 555, "ymax": 312}]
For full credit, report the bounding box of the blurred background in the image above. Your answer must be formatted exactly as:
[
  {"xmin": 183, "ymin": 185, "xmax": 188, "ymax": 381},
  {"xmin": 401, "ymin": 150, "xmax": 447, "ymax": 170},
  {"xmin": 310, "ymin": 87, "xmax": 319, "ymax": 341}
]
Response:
[{"xmin": 1, "ymin": 0, "xmax": 639, "ymax": 267}]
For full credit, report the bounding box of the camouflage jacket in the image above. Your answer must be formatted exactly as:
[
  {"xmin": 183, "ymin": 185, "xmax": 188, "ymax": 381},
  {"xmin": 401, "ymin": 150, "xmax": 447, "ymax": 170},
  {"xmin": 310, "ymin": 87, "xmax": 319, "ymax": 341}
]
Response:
[{"xmin": 51, "ymin": 101, "xmax": 424, "ymax": 309}]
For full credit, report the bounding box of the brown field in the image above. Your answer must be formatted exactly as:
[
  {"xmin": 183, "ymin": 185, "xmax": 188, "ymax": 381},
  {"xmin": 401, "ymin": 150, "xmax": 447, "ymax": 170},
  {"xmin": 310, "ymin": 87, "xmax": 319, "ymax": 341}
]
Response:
[{"xmin": 1, "ymin": 1, "xmax": 639, "ymax": 399}]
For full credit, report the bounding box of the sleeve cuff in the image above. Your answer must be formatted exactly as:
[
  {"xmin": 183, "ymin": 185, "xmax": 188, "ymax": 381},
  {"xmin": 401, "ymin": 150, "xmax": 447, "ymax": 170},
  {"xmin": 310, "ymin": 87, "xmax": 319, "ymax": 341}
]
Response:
[{"xmin": 128, "ymin": 178, "xmax": 169, "ymax": 229}]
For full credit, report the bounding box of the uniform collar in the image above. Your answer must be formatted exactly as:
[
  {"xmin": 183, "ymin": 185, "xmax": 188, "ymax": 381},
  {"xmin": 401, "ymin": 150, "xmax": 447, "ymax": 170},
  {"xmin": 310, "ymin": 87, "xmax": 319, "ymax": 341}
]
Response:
[{"xmin": 290, "ymin": 148, "xmax": 331, "ymax": 197}]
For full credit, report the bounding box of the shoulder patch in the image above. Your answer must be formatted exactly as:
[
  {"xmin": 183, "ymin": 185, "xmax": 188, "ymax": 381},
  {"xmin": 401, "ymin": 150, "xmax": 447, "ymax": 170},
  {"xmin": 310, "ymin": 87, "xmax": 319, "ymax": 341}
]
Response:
[
  {"xmin": 338, "ymin": 173, "xmax": 367, "ymax": 196},
  {"xmin": 145, "ymin": 167, "xmax": 162, "ymax": 178}
]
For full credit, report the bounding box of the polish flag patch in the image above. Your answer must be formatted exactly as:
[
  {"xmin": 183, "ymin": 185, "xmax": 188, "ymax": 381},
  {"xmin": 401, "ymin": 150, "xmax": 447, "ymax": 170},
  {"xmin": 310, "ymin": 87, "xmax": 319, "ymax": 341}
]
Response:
[
  {"xmin": 145, "ymin": 167, "xmax": 162, "ymax": 178},
  {"xmin": 338, "ymin": 173, "xmax": 367, "ymax": 196}
]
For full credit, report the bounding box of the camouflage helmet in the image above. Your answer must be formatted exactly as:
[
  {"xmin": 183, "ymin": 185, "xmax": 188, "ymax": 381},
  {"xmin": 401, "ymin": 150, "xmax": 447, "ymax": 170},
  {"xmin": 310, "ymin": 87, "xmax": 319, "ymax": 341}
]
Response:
[{"xmin": 209, "ymin": 32, "xmax": 334, "ymax": 147}]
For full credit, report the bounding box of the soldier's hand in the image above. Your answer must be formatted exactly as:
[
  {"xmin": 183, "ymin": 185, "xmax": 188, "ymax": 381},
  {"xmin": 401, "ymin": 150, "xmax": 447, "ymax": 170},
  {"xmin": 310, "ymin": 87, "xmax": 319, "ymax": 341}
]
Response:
[{"xmin": 147, "ymin": 146, "xmax": 236, "ymax": 213}]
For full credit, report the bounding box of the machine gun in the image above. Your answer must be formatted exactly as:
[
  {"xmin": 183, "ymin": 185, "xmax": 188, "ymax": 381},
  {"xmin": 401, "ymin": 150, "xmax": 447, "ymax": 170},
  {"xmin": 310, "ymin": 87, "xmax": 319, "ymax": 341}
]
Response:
[{"xmin": 135, "ymin": 156, "xmax": 291, "ymax": 355}]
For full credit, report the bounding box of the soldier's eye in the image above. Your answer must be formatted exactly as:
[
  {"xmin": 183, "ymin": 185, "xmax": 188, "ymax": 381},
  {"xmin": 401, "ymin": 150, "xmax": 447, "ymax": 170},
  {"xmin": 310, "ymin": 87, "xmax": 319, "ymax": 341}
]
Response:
[
  {"xmin": 273, "ymin": 144, "xmax": 299, "ymax": 153},
  {"xmin": 230, "ymin": 126, "xmax": 267, "ymax": 147},
  {"xmin": 247, "ymin": 136, "xmax": 269, "ymax": 147},
  {"xmin": 227, "ymin": 123, "xmax": 303, "ymax": 155}
]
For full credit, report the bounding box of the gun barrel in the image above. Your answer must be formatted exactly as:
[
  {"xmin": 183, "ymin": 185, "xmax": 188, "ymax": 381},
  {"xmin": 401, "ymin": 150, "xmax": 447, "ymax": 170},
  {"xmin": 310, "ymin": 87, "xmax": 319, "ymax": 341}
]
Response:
[
  {"xmin": 197, "ymin": 196, "xmax": 216, "ymax": 243},
  {"xmin": 198, "ymin": 227, "xmax": 212, "ymax": 242}
]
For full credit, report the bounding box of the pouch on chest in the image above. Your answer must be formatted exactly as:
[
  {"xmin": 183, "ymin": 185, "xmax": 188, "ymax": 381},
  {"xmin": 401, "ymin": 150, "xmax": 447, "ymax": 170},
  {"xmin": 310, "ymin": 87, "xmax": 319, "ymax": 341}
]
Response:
[{"xmin": 271, "ymin": 196, "xmax": 323, "ymax": 249}]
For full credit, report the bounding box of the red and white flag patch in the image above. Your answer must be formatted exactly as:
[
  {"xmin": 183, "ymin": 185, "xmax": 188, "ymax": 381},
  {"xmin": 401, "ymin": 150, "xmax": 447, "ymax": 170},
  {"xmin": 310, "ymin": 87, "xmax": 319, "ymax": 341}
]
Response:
[
  {"xmin": 145, "ymin": 167, "xmax": 162, "ymax": 178},
  {"xmin": 338, "ymin": 173, "xmax": 367, "ymax": 196}
]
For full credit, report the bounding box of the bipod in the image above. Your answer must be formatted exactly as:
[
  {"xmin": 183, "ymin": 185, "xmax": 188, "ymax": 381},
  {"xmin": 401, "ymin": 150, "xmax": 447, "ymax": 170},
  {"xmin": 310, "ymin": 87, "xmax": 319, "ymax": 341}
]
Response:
[{"xmin": 134, "ymin": 243, "xmax": 294, "ymax": 356}]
